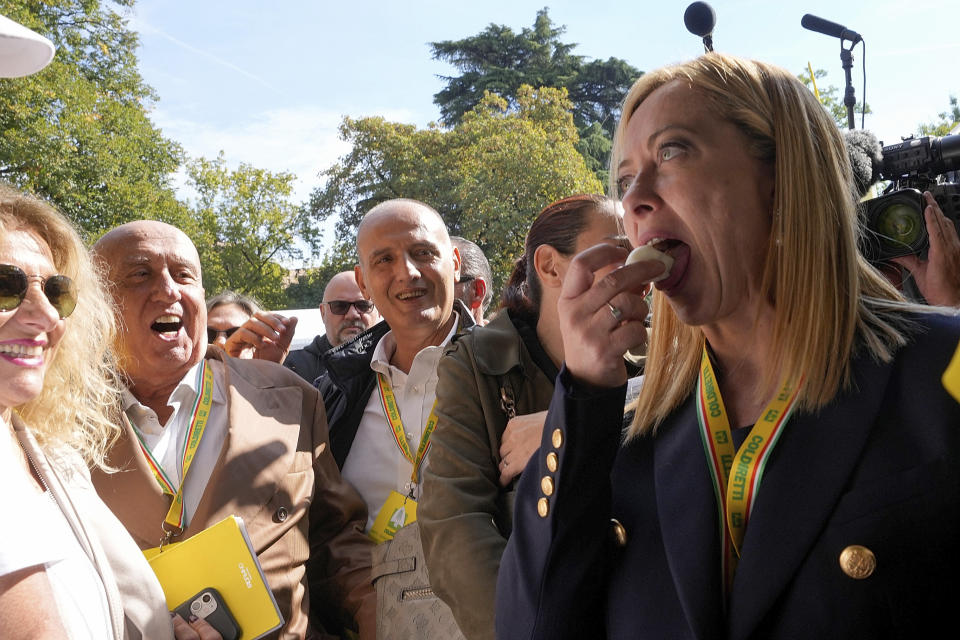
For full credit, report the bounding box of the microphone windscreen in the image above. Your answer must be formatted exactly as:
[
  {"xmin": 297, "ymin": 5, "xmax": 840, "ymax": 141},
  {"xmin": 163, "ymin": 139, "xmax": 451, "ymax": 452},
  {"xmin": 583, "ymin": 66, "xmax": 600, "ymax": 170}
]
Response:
[
  {"xmin": 684, "ymin": 2, "xmax": 716, "ymax": 37},
  {"xmin": 843, "ymin": 129, "xmax": 883, "ymax": 199}
]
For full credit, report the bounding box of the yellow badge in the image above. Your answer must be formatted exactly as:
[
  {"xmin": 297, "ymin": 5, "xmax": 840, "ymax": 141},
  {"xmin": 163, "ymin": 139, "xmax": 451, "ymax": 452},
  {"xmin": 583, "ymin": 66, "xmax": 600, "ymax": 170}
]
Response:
[
  {"xmin": 943, "ymin": 340, "xmax": 960, "ymax": 404},
  {"xmin": 369, "ymin": 490, "xmax": 418, "ymax": 544}
]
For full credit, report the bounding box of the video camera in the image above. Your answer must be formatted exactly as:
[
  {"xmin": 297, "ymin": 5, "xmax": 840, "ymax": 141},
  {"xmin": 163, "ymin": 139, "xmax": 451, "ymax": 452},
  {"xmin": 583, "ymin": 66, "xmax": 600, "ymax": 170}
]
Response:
[{"xmin": 860, "ymin": 134, "xmax": 960, "ymax": 262}]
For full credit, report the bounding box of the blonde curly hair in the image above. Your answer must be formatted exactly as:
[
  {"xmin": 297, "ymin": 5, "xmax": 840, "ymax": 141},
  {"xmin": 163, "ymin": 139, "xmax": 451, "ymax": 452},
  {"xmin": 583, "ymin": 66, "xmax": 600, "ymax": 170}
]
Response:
[{"xmin": 0, "ymin": 184, "xmax": 121, "ymax": 467}]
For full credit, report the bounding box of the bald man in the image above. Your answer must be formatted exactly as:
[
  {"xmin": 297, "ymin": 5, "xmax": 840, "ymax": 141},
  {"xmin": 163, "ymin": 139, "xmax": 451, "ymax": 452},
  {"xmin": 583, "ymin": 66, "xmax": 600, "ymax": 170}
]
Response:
[
  {"xmin": 316, "ymin": 200, "xmax": 475, "ymax": 525},
  {"xmin": 90, "ymin": 220, "xmax": 375, "ymax": 640},
  {"xmin": 284, "ymin": 271, "xmax": 381, "ymax": 384}
]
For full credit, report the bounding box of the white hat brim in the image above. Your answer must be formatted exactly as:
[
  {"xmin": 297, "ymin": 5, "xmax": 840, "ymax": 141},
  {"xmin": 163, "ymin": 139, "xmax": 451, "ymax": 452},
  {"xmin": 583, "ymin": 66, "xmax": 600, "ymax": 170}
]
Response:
[{"xmin": 0, "ymin": 14, "xmax": 55, "ymax": 78}]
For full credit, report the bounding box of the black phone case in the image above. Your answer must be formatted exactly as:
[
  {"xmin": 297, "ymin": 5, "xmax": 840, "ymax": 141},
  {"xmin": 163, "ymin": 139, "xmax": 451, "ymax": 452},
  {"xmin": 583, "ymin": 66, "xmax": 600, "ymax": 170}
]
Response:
[{"xmin": 173, "ymin": 587, "xmax": 241, "ymax": 640}]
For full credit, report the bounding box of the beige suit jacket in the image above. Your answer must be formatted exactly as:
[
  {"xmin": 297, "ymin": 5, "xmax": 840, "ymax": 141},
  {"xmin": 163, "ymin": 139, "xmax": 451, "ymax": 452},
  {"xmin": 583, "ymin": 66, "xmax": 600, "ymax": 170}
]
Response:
[{"xmin": 92, "ymin": 349, "xmax": 376, "ymax": 640}]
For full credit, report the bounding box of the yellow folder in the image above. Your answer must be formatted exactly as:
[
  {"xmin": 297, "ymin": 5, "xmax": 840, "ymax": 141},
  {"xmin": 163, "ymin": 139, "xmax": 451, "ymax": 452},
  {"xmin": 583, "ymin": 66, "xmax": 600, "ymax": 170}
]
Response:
[{"xmin": 144, "ymin": 515, "xmax": 283, "ymax": 640}]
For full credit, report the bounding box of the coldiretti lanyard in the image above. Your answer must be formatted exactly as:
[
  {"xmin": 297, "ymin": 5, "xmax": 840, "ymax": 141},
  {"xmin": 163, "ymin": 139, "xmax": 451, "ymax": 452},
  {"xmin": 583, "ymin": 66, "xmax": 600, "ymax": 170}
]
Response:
[
  {"xmin": 376, "ymin": 372, "xmax": 438, "ymax": 495},
  {"xmin": 695, "ymin": 347, "xmax": 801, "ymax": 595},
  {"xmin": 131, "ymin": 361, "xmax": 214, "ymax": 546}
]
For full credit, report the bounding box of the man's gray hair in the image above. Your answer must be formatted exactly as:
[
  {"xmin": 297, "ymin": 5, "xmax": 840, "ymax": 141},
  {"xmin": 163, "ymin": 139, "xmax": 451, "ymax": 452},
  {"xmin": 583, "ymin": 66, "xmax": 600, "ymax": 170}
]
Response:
[{"xmin": 451, "ymin": 236, "xmax": 494, "ymax": 311}]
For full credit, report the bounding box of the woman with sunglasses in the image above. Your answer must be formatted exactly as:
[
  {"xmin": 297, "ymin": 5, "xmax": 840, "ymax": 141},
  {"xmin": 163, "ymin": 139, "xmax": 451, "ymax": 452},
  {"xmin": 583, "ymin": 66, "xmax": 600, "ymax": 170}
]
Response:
[
  {"xmin": 0, "ymin": 185, "xmax": 219, "ymax": 640},
  {"xmin": 205, "ymin": 290, "xmax": 261, "ymax": 352},
  {"xmin": 419, "ymin": 195, "xmax": 637, "ymax": 640},
  {"xmin": 206, "ymin": 290, "xmax": 300, "ymax": 363}
]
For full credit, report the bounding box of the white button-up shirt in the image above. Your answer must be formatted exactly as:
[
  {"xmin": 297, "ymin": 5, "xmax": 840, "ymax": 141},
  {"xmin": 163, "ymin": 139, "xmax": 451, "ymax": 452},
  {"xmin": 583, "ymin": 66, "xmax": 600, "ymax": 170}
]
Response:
[
  {"xmin": 341, "ymin": 316, "xmax": 458, "ymax": 532},
  {"xmin": 122, "ymin": 360, "xmax": 227, "ymax": 529}
]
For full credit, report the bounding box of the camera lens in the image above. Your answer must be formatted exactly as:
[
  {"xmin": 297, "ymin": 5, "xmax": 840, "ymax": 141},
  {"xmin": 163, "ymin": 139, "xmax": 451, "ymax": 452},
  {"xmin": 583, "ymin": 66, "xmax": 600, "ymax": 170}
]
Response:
[
  {"xmin": 191, "ymin": 602, "xmax": 201, "ymax": 611},
  {"xmin": 875, "ymin": 202, "xmax": 924, "ymax": 251},
  {"xmin": 202, "ymin": 594, "xmax": 212, "ymax": 603}
]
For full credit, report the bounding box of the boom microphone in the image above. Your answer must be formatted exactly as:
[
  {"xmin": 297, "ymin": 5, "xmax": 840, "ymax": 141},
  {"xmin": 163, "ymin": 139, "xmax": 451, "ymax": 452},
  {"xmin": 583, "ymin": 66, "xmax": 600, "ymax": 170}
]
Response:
[
  {"xmin": 801, "ymin": 14, "xmax": 862, "ymax": 43},
  {"xmin": 684, "ymin": 2, "xmax": 716, "ymax": 52}
]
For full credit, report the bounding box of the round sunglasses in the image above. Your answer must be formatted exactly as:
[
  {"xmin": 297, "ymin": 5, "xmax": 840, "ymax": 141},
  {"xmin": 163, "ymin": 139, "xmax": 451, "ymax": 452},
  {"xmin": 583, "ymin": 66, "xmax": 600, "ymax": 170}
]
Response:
[{"xmin": 0, "ymin": 264, "xmax": 78, "ymax": 319}]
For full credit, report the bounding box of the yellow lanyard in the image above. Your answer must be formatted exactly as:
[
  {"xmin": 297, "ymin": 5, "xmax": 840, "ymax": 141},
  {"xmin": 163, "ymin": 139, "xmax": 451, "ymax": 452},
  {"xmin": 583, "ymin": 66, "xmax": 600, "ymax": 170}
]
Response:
[
  {"xmin": 131, "ymin": 361, "xmax": 214, "ymax": 546},
  {"xmin": 696, "ymin": 348, "xmax": 801, "ymax": 594},
  {"xmin": 376, "ymin": 372, "xmax": 438, "ymax": 495}
]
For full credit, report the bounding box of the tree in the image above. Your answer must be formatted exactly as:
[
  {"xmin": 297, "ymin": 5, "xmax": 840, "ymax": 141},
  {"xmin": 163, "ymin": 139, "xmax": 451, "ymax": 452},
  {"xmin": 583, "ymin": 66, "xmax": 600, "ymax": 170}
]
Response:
[
  {"xmin": 430, "ymin": 8, "xmax": 641, "ymax": 182},
  {"xmin": 308, "ymin": 85, "xmax": 602, "ymax": 293},
  {"xmin": 0, "ymin": 0, "xmax": 186, "ymax": 239},
  {"xmin": 918, "ymin": 95, "xmax": 959, "ymax": 137},
  {"xmin": 797, "ymin": 67, "xmax": 871, "ymax": 129},
  {"xmin": 283, "ymin": 238, "xmax": 360, "ymax": 308},
  {"xmin": 186, "ymin": 153, "xmax": 319, "ymax": 309}
]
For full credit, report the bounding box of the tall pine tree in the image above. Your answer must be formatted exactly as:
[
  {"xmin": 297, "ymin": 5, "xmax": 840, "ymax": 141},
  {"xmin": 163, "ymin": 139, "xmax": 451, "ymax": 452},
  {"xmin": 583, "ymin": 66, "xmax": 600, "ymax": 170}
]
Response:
[{"xmin": 430, "ymin": 8, "xmax": 641, "ymax": 183}]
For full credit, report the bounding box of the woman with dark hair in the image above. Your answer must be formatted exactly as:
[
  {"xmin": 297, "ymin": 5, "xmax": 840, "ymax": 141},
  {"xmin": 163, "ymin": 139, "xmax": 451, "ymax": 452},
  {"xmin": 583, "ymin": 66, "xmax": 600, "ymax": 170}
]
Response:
[{"xmin": 419, "ymin": 194, "xmax": 633, "ymax": 640}]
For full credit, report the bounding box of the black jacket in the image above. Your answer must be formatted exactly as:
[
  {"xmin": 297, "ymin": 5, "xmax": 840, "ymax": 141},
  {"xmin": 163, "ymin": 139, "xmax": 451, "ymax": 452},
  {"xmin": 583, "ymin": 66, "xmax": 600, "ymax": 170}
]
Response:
[
  {"xmin": 317, "ymin": 301, "xmax": 476, "ymax": 469},
  {"xmin": 283, "ymin": 333, "xmax": 334, "ymax": 384}
]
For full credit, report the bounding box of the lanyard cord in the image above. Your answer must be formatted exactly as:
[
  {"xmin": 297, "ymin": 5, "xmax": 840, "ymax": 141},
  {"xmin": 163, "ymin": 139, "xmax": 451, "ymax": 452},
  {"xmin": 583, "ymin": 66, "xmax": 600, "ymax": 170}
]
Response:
[
  {"xmin": 695, "ymin": 347, "xmax": 801, "ymax": 595},
  {"xmin": 376, "ymin": 372, "xmax": 438, "ymax": 494},
  {"xmin": 131, "ymin": 361, "xmax": 214, "ymax": 546}
]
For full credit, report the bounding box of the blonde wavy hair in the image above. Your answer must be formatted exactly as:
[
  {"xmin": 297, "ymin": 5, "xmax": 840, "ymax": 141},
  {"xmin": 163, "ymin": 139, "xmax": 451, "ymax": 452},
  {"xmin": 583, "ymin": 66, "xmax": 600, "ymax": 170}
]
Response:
[
  {"xmin": 0, "ymin": 184, "xmax": 121, "ymax": 467},
  {"xmin": 611, "ymin": 53, "xmax": 915, "ymax": 439}
]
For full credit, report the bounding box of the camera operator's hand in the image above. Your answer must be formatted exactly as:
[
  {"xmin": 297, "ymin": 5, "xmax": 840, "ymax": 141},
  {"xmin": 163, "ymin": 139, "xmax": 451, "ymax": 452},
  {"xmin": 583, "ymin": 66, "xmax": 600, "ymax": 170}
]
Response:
[{"xmin": 891, "ymin": 191, "xmax": 960, "ymax": 307}]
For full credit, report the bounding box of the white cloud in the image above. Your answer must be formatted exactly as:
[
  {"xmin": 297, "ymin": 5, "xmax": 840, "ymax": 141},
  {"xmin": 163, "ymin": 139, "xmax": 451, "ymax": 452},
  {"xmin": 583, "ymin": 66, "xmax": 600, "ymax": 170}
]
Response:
[
  {"xmin": 152, "ymin": 104, "xmax": 417, "ymax": 203},
  {"xmin": 150, "ymin": 104, "xmax": 418, "ymax": 265}
]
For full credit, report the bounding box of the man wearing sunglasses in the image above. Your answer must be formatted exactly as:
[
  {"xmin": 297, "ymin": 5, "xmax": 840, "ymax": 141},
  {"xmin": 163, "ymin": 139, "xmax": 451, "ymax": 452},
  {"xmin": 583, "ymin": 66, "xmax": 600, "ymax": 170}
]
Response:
[
  {"xmin": 284, "ymin": 271, "xmax": 381, "ymax": 384},
  {"xmin": 89, "ymin": 220, "xmax": 376, "ymax": 639}
]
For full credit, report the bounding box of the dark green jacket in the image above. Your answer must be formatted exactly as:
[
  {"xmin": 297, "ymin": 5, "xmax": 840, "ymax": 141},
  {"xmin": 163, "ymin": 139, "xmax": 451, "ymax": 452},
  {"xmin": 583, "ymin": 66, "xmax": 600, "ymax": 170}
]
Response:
[{"xmin": 419, "ymin": 310, "xmax": 558, "ymax": 640}]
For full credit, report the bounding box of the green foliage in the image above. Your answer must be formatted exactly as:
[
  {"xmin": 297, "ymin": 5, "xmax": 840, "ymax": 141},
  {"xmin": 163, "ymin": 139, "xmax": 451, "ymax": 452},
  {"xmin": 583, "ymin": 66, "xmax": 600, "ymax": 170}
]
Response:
[
  {"xmin": 186, "ymin": 153, "xmax": 319, "ymax": 309},
  {"xmin": 283, "ymin": 243, "xmax": 358, "ymax": 309},
  {"xmin": 430, "ymin": 8, "xmax": 641, "ymax": 180},
  {"xmin": 0, "ymin": 0, "xmax": 186, "ymax": 240},
  {"xmin": 308, "ymin": 85, "xmax": 602, "ymax": 295},
  {"xmin": 576, "ymin": 122, "xmax": 613, "ymax": 185},
  {"xmin": 918, "ymin": 95, "xmax": 959, "ymax": 137},
  {"xmin": 797, "ymin": 67, "xmax": 871, "ymax": 128}
]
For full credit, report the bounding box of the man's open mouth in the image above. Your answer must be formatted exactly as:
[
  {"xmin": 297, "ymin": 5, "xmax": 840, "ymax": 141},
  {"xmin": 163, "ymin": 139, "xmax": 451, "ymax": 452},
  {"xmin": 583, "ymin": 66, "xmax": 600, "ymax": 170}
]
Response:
[{"xmin": 151, "ymin": 314, "xmax": 183, "ymax": 337}]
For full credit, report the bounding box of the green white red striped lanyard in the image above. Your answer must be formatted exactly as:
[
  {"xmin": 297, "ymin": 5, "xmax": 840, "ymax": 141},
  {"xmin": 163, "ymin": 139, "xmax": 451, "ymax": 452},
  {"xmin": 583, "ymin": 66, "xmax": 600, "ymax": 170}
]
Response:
[
  {"xmin": 695, "ymin": 347, "xmax": 801, "ymax": 594},
  {"xmin": 130, "ymin": 361, "xmax": 214, "ymax": 547},
  {"xmin": 376, "ymin": 372, "xmax": 438, "ymax": 496}
]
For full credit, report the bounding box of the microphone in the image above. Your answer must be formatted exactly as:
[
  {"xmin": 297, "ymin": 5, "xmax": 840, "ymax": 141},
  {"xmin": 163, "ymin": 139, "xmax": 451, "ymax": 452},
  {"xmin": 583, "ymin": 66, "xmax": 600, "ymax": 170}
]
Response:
[
  {"xmin": 801, "ymin": 14, "xmax": 862, "ymax": 43},
  {"xmin": 843, "ymin": 129, "xmax": 883, "ymax": 199},
  {"xmin": 684, "ymin": 2, "xmax": 716, "ymax": 52}
]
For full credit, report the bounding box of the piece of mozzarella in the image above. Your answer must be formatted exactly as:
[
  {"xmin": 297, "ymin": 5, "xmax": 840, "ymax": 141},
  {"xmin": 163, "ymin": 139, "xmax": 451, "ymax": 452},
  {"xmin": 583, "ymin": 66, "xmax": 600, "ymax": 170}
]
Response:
[{"xmin": 625, "ymin": 244, "xmax": 674, "ymax": 282}]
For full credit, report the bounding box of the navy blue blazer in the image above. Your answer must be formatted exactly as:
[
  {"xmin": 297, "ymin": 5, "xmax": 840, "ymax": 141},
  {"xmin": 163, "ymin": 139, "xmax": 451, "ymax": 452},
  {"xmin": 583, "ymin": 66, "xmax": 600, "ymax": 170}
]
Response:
[{"xmin": 496, "ymin": 312, "xmax": 960, "ymax": 640}]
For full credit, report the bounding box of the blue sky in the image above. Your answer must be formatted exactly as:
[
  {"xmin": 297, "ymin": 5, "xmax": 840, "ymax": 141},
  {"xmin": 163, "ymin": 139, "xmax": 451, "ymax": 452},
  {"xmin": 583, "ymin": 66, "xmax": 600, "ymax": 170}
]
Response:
[{"xmin": 129, "ymin": 0, "xmax": 959, "ymax": 257}]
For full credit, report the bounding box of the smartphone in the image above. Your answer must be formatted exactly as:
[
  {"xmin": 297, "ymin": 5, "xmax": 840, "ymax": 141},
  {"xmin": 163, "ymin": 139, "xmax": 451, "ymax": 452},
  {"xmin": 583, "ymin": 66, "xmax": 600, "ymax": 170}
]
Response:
[{"xmin": 173, "ymin": 588, "xmax": 241, "ymax": 640}]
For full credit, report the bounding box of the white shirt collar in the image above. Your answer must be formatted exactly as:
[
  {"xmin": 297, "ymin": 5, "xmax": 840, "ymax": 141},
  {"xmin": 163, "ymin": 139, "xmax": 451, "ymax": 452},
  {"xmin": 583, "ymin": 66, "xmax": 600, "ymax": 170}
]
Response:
[
  {"xmin": 121, "ymin": 359, "xmax": 226, "ymax": 432},
  {"xmin": 370, "ymin": 311, "xmax": 459, "ymax": 377}
]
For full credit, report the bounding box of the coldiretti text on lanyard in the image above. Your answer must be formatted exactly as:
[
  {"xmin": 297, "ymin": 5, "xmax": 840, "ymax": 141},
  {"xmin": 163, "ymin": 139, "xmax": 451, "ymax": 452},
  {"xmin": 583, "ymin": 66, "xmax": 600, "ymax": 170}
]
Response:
[
  {"xmin": 377, "ymin": 372, "xmax": 438, "ymax": 497},
  {"xmin": 367, "ymin": 372, "xmax": 439, "ymax": 543},
  {"xmin": 130, "ymin": 361, "xmax": 214, "ymax": 548},
  {"xmin": 695, "ymin": 347, "xmax": 801, "ymax": 595}
]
